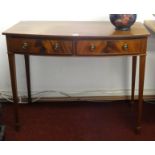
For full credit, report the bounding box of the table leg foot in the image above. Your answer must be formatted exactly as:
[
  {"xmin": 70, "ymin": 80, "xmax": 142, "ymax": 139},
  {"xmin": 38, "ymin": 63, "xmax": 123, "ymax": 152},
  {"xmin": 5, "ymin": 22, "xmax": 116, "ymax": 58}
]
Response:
[
  {"xmin": 135, "ymin": 126, "xmax": 141, "ymax": 134},
  {"xmin": 15, "ymin": 123, "xmax": 20, "ymax": 132}
]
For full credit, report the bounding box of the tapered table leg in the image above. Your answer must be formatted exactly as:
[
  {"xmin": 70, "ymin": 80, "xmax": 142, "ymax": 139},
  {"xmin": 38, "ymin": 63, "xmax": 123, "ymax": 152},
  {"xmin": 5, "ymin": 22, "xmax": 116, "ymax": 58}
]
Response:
[
  {"xmin": 8, "ymin": 53, "xmax": 20, "ymax": 131},
  {"xmin": 131, "ymin": 56, "xmax": 137, "ymax": 104},
  {"xmin": 24, "ymin": 55, "xmax": 32, "ymax": 104},
  {"xmin": 136, "ymin": 55, "xmax": 146, "ymax": 134}
]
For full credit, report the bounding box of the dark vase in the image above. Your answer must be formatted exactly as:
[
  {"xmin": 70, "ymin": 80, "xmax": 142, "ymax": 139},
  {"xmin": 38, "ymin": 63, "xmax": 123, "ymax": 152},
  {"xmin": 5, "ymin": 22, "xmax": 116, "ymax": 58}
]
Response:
[{"xmin": 109, "ymin": 14, "xmax": 137, "ymax": 31}]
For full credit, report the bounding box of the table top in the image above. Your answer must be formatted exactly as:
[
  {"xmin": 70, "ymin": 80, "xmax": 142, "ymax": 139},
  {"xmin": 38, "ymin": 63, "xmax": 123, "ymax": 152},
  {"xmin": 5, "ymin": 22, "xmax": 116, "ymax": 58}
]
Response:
[{"xmin": 2, "ymin": 21, "xmax": 150, "ymax": 38}]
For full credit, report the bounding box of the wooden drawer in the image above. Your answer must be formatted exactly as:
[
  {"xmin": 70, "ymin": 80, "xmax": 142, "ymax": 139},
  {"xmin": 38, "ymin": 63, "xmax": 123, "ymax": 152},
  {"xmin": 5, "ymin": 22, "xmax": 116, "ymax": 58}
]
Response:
[
  {"xmin": 7, "ymin": 38, "xmax": 73, "ymax": 55},
  {"xmin": 76, "ymin": 39, "xmax": 142, "ymax": 56}
]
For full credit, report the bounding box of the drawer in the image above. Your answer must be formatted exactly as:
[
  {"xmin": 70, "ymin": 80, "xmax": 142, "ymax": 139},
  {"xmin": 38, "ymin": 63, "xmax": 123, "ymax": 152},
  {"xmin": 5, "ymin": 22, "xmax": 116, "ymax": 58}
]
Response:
[
  {"xmin": 76, "ymin": 39, "xmax": 142, "ymax": 56},
  {"xmin": 7, "ymin": 38, "xmax": 73, "ymax": 55}
]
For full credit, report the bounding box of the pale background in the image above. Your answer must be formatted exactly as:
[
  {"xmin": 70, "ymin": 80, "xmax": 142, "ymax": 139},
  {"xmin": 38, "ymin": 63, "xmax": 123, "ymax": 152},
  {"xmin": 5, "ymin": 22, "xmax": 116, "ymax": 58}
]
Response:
[{"xmin": 0, "ymin": 0, "xmax": 155, "ymax": 101}]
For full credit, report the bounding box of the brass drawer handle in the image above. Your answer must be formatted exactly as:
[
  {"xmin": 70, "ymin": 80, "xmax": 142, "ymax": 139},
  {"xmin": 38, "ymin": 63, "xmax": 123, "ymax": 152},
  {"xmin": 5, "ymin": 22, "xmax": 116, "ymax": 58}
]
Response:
[
  {"xmin": 53, "ymin": 43, "xmax": 60, "ymax": 51},
  {"xmin": 90, "ymin": 44, "xmax": 96, "ymax": 51},
  {"xmin": 22, "ymin": 42, "xmax": 28, "ymax": 49},
  {"xmin": 122, "ymin": 43, "xmax": 128, "ymax": 50}
]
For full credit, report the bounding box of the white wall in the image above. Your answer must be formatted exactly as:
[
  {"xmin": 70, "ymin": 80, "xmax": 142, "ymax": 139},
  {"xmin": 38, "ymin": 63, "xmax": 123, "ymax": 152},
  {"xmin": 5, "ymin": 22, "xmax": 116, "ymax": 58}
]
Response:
[{"xmin": 0, "ymin": 0, "xmax": 155, "ymax": 100}]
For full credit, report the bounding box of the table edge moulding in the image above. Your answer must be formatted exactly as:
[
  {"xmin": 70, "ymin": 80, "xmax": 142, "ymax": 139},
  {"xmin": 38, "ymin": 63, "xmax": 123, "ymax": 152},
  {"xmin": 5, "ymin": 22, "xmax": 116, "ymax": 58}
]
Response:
[{"xmin": 2, "ymin": 21, "xmax": 150, "ymax": 133}]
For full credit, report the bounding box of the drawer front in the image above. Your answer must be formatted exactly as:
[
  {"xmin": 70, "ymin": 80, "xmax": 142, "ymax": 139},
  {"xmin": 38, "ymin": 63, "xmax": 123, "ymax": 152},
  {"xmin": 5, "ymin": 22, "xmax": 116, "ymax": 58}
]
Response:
[
  {"xmin": 7, "ymin": 38, "xmax": 73, "ymax": 55},
  {"xmin": 76, "ymin": 39, "xmax": 142, "ymax": 56}
]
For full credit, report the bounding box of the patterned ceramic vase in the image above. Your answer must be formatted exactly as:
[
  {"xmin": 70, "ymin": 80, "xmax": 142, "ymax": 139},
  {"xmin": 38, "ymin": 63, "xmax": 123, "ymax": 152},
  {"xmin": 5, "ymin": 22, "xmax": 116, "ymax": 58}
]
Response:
[{"xmin": 109, "ymin": 14, "xmax": 137, "ymax": 31}]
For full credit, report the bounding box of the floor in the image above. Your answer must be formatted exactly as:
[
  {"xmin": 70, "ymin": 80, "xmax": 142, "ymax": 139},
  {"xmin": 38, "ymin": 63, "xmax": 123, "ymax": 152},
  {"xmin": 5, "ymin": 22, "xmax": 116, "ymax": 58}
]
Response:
[{"xmin": 2, "ymin": 100, "xmax": 155, "ymax": 140}]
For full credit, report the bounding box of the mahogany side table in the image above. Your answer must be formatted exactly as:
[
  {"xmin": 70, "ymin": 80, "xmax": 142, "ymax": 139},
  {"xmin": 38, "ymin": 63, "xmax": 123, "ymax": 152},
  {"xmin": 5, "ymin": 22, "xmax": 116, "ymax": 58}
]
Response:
[{"xmin": 2, "ymin": 21, "xmax": 150, "ymax": 133}]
